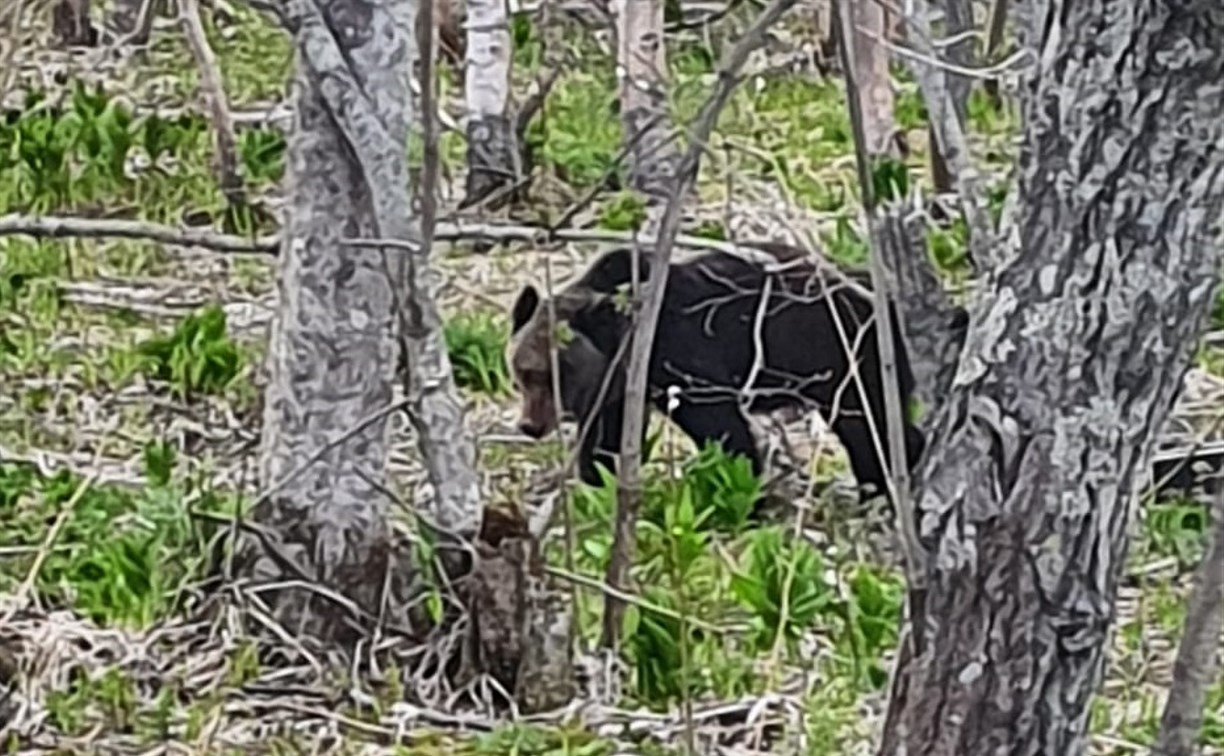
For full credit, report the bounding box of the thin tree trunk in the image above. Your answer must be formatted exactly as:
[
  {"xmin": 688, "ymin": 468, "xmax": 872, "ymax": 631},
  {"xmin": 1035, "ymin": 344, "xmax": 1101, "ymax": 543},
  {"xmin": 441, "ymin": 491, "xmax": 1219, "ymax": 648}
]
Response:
[
  {"xmin": 461, "ymin": 0, "xmax": 518, "ymax": 208},
  {"xmin": 51, "ymin": 0, "xmax": 96, "ymax": 46},
  {"xmin": 878, "ymin": 5, "xmax": 1224, "ymax": 755},
  {"xmin": 849, "ymin": 0, "xmax": 896, "ymax": 158},
  {"xmin": 180, "ymin": 0, "xmax": 246, "ymax": 211},
  {"xmin": 110, "ymin": 0, "xmax": 155, "ymax": 45},
  {"xmin": 1153, "ymin": 492, "xmax": 1224, "ymax": 756},
  {"xmin": 614, "ymin": 0, "xmax": 679, "ymax": 202},
  {"xmin": 928, "ymin": 0, "xmax": 974, "ymax": 197}
]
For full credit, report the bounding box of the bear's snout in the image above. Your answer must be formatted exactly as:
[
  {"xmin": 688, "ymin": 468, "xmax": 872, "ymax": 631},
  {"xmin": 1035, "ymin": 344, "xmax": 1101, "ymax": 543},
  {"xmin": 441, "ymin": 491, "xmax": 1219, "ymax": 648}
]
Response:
[{"xmin": 518, "ymin": 418, "xmax": 550, "ymax": 439}]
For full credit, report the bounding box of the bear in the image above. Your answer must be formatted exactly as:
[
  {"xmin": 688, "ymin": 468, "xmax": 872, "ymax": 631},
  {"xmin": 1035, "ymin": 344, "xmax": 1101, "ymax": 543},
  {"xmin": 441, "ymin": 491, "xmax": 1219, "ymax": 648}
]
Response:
[{"xmin": 506, "ymin": 241, "xmax": 928, "ymax": 503}]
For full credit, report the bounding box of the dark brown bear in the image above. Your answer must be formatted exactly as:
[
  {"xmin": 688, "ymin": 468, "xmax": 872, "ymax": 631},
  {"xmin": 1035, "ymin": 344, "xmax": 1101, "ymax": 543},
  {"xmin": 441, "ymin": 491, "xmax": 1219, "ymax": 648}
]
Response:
[{"xmin": 506, "ymin": 242, "xmax": 926, "ymax": 502}]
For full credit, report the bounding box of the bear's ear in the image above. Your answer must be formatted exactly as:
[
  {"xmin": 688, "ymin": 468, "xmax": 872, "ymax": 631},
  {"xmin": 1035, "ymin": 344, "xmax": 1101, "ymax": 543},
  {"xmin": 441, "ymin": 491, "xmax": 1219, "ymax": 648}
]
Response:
[
  {"xmin": 511, "ymin": 285, "xmax": 541, "ymax": 333},
  {"xmin": 580, "ymin": 248, "xmax": 653, "ymax": 293},
  {"xmin": 571, "ymin": 296, "xmax": 631, "ymax": 355}
]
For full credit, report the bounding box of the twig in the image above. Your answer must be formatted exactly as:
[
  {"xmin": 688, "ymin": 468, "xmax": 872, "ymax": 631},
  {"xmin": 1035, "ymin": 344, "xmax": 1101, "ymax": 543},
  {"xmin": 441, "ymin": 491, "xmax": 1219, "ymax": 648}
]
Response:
[
  {"xmin": 894, "ymin": 0, "xmax": 999, "ymax": 271},
  {"xmin": 600, "ymin": 0, "xmax": 800, "ymax": 650},
  {"xmin": 179, "ymin": 0, "xmax": 247, "ymax": 208},
  {"xmin": 2, "ymin": 467, "xmax": 99, "ymax": 624}
]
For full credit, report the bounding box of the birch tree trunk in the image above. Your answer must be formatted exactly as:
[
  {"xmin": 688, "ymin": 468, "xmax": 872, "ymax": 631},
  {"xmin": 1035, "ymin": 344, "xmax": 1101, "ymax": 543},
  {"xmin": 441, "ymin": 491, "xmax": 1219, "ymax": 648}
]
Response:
[
  {"xmin": 879, "ymin": 3, "xmax": 1224, "ymax": 754},
  {"xmin": 242, "ymin": 0, "xmax": 479, "ymax": 638},
  {"xmin": 849, "ymin": 0, "xmax": 897, "ymax": 157},
  {"xmin": 614, "ymin": 0, "xmax": 679, "ymax": 202},
  {"xmin": 462, "ymin": 0, "xmax": 518, "ymax": 207}
]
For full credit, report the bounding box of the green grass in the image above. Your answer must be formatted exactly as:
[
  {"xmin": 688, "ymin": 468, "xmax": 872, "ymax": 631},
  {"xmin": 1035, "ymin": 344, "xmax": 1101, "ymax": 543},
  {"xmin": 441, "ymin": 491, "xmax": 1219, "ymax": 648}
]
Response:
[{"xmin": 0, "ymin": 5, "xmax": 1218, "ymax": 754}]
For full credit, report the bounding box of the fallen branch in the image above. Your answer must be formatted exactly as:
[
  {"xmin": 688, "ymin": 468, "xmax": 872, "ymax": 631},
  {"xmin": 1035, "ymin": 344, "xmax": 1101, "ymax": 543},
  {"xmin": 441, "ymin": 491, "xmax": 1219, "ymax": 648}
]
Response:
[{"xmin": 0, "ymin": 212, "xmax": 871, "ymax": 296}]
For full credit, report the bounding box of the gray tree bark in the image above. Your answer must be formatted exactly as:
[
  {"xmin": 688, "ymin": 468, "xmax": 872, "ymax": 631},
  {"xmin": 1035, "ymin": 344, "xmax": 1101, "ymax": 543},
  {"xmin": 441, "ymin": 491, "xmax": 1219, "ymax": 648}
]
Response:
[
  {"xmin": 244, "ymin": 0, "xmax": 479, "ymax": 638},
  {"xmin": 461, "ymin": 0, "xmax": 519, "ymax": 208},
  {"xmin": 614, "ymin": 0, "xmax": 679, "ymax": 202},
  {"xmin": 879, "ymin": 3, "xmax": 1224, "ymax": 755},
  {"xmin": 849, "ymin": 0, "xmax": 897, "ymax": 157},
  {"xmin": 248, "ymin": 0, "xmax": 420, "ymax": 638},
  {"xmin": 927, "ymin": 0, "xmax": 974, "ymax": 196},
  {"xmin": 1153, "ymin": 493, "xmax": 1224, "ymax": 756}
]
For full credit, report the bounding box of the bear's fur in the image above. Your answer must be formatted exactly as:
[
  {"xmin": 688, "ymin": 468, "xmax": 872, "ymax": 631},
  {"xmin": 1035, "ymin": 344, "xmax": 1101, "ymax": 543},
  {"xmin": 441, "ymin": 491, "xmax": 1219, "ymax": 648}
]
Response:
[{"xmin": 506, "ymin": 242, "xmax": 926, "ymax": 501}]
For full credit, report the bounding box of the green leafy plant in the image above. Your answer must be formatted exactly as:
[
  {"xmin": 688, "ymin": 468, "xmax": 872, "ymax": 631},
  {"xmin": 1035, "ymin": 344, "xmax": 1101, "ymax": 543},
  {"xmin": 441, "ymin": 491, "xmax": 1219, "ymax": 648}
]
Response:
[
  {"xmin": 137, "ymin": 304, "xmax": 245, "ymax": 399},
  {"xmin": 731, "ymin": 526, "xmax": 834, "ymax": 653},
  {"xmin": 443, "ymin": 310, "xmax": 511, "ymax": 396}
]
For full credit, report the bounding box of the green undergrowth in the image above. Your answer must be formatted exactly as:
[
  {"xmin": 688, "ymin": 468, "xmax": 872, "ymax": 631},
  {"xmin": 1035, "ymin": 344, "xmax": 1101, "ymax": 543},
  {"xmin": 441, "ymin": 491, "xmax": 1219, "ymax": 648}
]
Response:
[
  {"xmin": 1, "ymin": 4, "xmax": 1221, "ymax": 753},
  {"xmin": 0, "ymin": 457, "xmax": 241, "ymax": 627}
]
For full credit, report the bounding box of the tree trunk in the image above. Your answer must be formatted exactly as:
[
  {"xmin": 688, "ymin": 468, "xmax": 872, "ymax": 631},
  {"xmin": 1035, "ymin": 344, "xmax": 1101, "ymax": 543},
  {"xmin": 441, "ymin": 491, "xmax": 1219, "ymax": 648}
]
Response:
[
  {"xmin": 51, "ymin": 0, "xmax": 97, "ymax": 46},
  {"xmin": 110, "ymin": 0, "xmax": 156, "ymax": 45},
  {"xmin": 243, "ymin": 0, "xmax": 429, "ymax": 638},
  {"xmin": 461, "ymin": 0, "xmax": 519, "ymax": 208},
  {"xmin": 849, "ymin": 0, "xmax": 897, "ymax": 158},
  {"xmin": 879, "ymin": 4, "xmax": 1224, "ymax": 755},
  {"xmin": 614, "ymin": 0, "xmax": 679, "ymax": 202},
  {"xmin": 927, "ymin": 0, "xmax": 973, "ymax": 197},
  {"xmin": 1153, "ymin": 492, "xmax": 1224, "ymax": 756}
]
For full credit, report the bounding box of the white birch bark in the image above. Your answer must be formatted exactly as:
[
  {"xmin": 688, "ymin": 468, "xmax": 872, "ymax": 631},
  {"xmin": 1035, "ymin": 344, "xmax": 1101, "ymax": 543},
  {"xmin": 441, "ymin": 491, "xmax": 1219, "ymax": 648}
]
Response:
[
  {"xmin": 462, "ymin": 0, "xmax": 518, "ymax": 206},
  {"xmin": 613, "ymin": 0, "xmax": 678, "ymax": 202}
]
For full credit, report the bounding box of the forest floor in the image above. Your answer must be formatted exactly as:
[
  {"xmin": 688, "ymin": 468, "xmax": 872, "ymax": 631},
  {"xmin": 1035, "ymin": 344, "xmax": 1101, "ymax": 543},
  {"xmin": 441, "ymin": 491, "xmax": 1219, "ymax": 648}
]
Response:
[{"xmin": 1, "ymin": 3, "xmax": 1223, "ymax": 754}]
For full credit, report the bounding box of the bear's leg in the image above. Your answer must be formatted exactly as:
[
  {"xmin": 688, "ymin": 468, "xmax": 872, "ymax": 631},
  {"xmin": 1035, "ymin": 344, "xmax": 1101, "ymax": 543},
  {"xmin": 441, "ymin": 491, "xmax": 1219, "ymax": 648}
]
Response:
[
  {"xmin": 668, "ymin": 400, "xmax": 763, "ymax": 477},
  {"xmin": 576, "ymin": 401, "xmax": 650, "ymax": 486},
  {"xmin": 826, "ymin": 405, "xmax": 928, "ymax": 504}
]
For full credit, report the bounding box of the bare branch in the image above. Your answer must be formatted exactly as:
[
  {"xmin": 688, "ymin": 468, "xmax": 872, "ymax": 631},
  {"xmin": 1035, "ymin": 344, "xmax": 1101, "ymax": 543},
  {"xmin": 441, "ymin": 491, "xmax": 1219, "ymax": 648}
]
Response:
[
  {"xmin": 179, "ymin": 0, "xmax": 247, "ymax": 209},
  {"xmin": 898, "ymin": 0, "xmax": 1000, "ymax": 271},
  {"xmin": 0, "ymin": 213, "xmax": 275, "ymax": 253},
  {"xmin": 600, "ymin": 0, "xmax": 800, "ymax": 650}
]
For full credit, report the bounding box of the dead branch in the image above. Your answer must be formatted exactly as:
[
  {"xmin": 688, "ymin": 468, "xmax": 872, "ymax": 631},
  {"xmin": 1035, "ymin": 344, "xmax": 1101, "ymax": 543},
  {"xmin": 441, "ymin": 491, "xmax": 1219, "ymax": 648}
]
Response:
[
  {"xmin": 179, "ymin": 0, "xmax": 246, "ymax": 209},
  {"xmin": 0, "ymin": 213, "xmax": 275, "ymax": 252},
  {"xmin": 600, "ymin": 0, "xmax": 800, "ymax": 650}
]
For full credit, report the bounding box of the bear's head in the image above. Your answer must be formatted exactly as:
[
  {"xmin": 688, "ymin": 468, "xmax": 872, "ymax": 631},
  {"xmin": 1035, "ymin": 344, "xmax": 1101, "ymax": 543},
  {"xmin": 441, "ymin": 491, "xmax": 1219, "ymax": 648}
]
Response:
[{"xmin": 506, "ymin": 249, "xmax": 652, "ymax": 439}]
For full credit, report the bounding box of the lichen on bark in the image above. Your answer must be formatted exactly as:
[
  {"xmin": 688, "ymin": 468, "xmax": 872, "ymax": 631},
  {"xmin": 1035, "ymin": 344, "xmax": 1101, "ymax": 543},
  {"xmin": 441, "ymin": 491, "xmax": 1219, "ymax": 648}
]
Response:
[{"xmin": 880, "ymin": 4, "xmax": 1224, "ymax": 755}]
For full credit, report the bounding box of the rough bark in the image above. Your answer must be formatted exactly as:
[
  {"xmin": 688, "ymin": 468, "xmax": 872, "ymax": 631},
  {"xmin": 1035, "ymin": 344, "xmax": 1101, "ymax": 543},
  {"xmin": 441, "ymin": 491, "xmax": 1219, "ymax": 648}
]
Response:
[
  {"xmin": 928, "ymin": 0, "xmax": 974, "ymax": 196},
  {"xmin": 51, "ymin": 0, "xmax": 97, "ymax": 46},
  {"xmin": 879, "ymin": 4, "xmax": 1224, "ymax": 755},
  {"xmin": 613, "ymin": 0, "xmax": 679, "ymax": 202},
  {"xmin": 461, "ymin": 0, "xmax": 519, "ymax": 208},
  {"xmin": 1153, "ymin": 493, "xmax": 1224, "ymax": 756},
  {"xmin": 245, "ymin": 0, "xmax": 476, "ymax": 639},
  {"xmin": 246, "ymin": 0, "xmax": 421, "ymax": 639}
]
